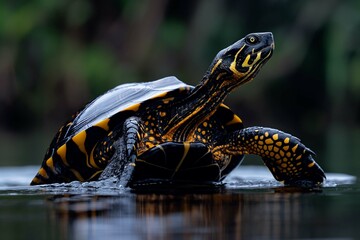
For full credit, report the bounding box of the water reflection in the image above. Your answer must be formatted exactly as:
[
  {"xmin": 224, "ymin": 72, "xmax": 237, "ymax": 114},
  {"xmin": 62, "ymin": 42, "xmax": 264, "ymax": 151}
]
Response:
[
  {"xmin": 0, "ymin": 166, "xmax": 357, "ymax": 239},
  {"xmin": 48, "ymin": 191, "xmax": 308, "ymax": 239}
]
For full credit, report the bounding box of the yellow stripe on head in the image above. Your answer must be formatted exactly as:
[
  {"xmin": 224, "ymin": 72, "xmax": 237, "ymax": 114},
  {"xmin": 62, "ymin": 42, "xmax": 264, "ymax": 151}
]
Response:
[
  {"xmin": 229, "ymin": 45, "xmax": 246, "ymax": 78},
  {"xmin": 242, "ymin": 51, "xmax": 261, "ymax": 68}
]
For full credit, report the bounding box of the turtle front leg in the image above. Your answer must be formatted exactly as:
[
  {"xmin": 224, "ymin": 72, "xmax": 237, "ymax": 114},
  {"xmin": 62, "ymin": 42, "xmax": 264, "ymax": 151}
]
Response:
[
  {"xmin": 99, "ymin": 116, "xmax": 141, "ymax": 187},
  {"xmin": 214, "ymin": 126, "xmax": 326, "ymax": 187}
]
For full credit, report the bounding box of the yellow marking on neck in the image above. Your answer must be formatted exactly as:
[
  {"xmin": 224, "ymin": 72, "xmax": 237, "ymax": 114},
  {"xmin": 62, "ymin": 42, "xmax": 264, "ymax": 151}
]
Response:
[
  {"xmin": 216, "ymin": 72, "xmax": 227, "ymax": 81},
  {"xmin": 94, "ymin": 118, "xmax": 110, "ymax": 131},
  {"xmin": 308, "ymin": 162, "xmax": 315, "ymax": 168},
  {"xmin": 166, "ymin": 107, "xmax": 205, "ymax": 140},
  {"xmin": 172, "ymin": 142, "xmax": 190, "ymax": 178},
  {"xmin": 211, "ymin": 59, "xmax": 223, "ymax": 74},
  {"xmin": 56, "ymin": 144, "xmax": 69, "ymax": 166}
]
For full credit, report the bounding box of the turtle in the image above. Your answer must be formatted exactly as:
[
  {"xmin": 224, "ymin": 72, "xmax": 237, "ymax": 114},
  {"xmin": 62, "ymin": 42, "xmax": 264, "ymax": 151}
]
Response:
[{"xmin": 31, "ymin": 32, "xmax": 326, "ymax": 188}]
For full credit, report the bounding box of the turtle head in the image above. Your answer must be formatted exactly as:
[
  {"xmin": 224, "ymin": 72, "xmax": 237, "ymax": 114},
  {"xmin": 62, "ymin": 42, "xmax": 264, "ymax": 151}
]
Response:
[{"xmin": 205, "ymin": 32, "xmax": 274, "ymax": 91}]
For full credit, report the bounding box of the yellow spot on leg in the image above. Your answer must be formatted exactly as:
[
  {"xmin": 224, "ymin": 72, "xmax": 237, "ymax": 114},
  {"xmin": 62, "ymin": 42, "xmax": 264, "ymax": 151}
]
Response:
[
  {"xmin": 280, "ymin": 150, "xmax": 285, "ymax": 157},
  {"xmin": 292, "ymin": 144, "xmax": 298, "ymax": 153},
  {"xmin": 272, "ymin": 134, "xmax": 279, "ymax": 141}
]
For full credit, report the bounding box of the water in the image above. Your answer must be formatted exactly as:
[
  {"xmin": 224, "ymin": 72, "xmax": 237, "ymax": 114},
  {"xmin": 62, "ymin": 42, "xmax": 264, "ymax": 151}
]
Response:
[{"xmin": 0, "ymin": 166, "xmax": 358, "ymax": 240}]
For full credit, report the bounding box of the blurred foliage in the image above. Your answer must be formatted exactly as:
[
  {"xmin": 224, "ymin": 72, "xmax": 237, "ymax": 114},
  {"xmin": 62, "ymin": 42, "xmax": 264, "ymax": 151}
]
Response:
[{"xmin": 0, "ymin": 0, "xmax": 359, "ymax": 176}]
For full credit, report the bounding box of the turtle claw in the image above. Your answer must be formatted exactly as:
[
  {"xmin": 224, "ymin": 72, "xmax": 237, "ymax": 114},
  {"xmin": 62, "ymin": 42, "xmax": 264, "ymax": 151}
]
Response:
[{"xmin": 263, "ymin": 152, "xmax": 326, "ymax": 187}]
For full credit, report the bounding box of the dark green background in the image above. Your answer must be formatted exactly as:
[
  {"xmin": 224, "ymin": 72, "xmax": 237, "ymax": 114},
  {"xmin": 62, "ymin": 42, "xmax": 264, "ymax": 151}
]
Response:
[{"xmin": 0, "ymin": 0, "xmax": 359, "ymax": 177}]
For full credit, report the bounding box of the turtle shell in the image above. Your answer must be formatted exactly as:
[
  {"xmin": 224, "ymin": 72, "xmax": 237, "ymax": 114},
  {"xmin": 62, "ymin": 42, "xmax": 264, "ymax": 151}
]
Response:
[
  {"xmin": 47, "ymin": 76, "xmax": 187, "ymax": 153},
  {"xmin": 31, "ymin": 76, "xmax": 244, "ymax": 185}
]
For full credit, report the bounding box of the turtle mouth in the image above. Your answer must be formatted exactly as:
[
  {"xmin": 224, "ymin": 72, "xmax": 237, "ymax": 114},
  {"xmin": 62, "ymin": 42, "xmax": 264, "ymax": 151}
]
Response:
[{"xmin": 260, "ymin": 43, "xmax": 274, "ymax": 60}]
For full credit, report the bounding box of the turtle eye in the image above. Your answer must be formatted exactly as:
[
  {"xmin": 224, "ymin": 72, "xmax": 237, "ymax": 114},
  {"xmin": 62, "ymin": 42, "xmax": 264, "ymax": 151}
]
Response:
[{"xmin": 246, "ymin": 35, "xmax": 259, "ymax": 45}]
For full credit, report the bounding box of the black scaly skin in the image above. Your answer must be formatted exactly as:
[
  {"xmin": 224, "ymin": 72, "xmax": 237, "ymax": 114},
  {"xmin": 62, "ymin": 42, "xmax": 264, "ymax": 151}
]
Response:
[{"xmin": 213, "ymin": 127, "xmax": 326, "ymax": 186}]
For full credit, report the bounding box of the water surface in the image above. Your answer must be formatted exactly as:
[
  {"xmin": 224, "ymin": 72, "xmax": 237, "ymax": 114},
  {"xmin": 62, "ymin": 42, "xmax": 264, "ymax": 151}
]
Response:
[{"xmin": 0, "ymin": 166, "xmax": 358, "ymax": 240}]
